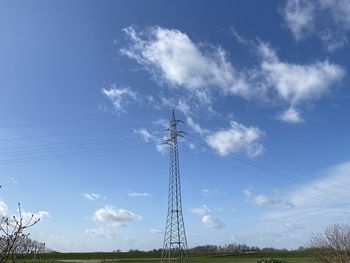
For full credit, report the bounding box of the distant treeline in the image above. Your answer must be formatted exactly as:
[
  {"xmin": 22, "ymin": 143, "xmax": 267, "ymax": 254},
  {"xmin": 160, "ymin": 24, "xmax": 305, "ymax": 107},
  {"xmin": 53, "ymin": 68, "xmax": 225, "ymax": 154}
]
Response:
[
  {"xmin": 189, "ymin": 243, "xmax": 260, "ymax": 253},
  {"xmin": 0, "ymin": 236, "xmax": 46, "ymax": 254},
  {"xmin": 145, "ymin": 243, "xmax": 294, "ymax": 253}
]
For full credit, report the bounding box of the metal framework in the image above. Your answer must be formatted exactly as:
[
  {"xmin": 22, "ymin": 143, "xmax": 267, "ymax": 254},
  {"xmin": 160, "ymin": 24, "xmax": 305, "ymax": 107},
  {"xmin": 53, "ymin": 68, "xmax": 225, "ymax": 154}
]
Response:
[{"xmin": 161, "ymin": 110, "xmax": 189, "ymax": 263}]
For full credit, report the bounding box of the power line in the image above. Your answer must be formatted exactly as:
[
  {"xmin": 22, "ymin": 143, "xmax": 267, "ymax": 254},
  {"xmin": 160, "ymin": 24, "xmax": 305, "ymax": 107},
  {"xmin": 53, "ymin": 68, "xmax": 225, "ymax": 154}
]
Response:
[
  {"xmin": 0, "ymin": 113, "xmax": 339, "ymax": 203},
  {"xmin": 185, "ymin": 135, "xmax": 341, "ymax": 202},
  {"xmin": 0, "ymin": 122, "xmax": 154, "ymax": 142},
  {"xmin": 0, "ymin": 142, "xmax": 152, "ymax": 166},
  {"xmin": 183, "ymin": 147, "xmax": 331, "ymax": 204},
  {"xmin": 0, "ymin": 111, "xmax": 156, "ymax": 129},
  {"xmin": 0, "ymin": 134, "xmax": 136, "ymax": 157}
]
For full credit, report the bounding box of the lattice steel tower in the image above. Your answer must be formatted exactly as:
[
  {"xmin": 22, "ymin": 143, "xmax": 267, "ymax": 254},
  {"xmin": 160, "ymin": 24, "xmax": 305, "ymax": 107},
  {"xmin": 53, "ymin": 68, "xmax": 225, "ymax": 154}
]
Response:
[{"xmin": 161, "ymin": 110, "xmax": 189, "ymax": 263}]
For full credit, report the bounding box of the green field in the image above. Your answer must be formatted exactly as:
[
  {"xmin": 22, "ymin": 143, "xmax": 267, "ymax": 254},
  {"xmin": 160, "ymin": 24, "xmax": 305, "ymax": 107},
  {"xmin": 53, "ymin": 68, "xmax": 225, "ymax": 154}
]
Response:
[{"xmin": 27, "ymin": 251, "xmax": 314, "ymax": 263}]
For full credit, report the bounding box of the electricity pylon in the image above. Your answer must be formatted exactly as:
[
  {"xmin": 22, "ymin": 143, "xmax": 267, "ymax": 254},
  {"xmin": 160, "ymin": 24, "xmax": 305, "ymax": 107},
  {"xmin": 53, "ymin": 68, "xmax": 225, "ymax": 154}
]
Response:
[{"xmin": 161, "ymin": 110, "xmax": 189, "ymax": 263}]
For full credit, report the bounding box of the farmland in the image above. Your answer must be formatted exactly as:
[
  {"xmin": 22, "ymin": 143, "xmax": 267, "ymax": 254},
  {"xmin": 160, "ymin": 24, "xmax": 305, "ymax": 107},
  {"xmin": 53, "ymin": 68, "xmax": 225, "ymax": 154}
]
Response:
[{"xmin": 26, "ymin": 251, "xmax": 314, "ymax": 263}]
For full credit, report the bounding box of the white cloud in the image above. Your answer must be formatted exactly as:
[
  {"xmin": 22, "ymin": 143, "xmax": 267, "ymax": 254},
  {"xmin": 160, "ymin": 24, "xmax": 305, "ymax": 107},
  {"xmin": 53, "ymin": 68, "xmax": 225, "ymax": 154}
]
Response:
[
  {"xmin": 243, "ymin": 188, "xmax": 270, "ymax": 206},
  {"xmin": 257, "ymin": 41, "xmax": 345, "ymax": 122},
  {"xmin": 44, "ymin": 234, "xmax": 89, "ymax": 252},
  {"xmin": 21, "ymin": 210, "xmax": 50, "ymax": 222},
  {"xmin": 191, "ymin": 205, "xmax": 225, "ymax": 229},
  {"xmin": 231, "ymin": 26, "xmax": 251, "ymax": 46},
  {"xmin": 281, "ymin": 0, "xmax": 350, "ymax": 50},
  {"xmin": 190, "ymin": 205, "xmax": 210, "ymax": 217},
  {"xmin": 156, "ymin": 144, "xmax": 168, "ymax": 154},
  {"xmin": 202, "ymin": 189, "xmax": 220, "ymax": 197},
  {"xmin": 121, "ymin": 26, "xmax": 252, "ymax": 104},
  {"xmin": 282, "ymin": 0, "xmax": 316, "ymax": 40},
  {"xmin": 128, "ymin": 192, "xmax": 152, "ymax": 197},
  {"xmin": 86, "ymin": 227, "xmax": 115, "ymax": 238},
  {"xmin": 133, "ymin": 128, "xmax": 153, "ymax": 142},
  {"xmin": 134, "ymin": 127, "xmax": 167, "ymax": 154},
  {"xmin": 278, "ymin": 107, "xmax": 303, "ymax": 124},
  {"xmin": 160, "ymin": 98, "xmax": 263, "ymax": 157},
  {"xmin": 259, "ymin": 41, "xmax": 344, "ymax": 104},
  {"xmin": 186, "ymin": 116, "xmax": 209, "ymax": 135},
  {"xmin": 202, "ymin": 189, "xmax": 210, "ymax": 196},
  {"xmin": 82, "ymin": 193, "xmax": 101, "ymax": 201},
  {"xmin": 150, "ymin": 228, "xmax": 162, "ymax": 235},
  {"xmin": 93, "ymin": 205, "xmax": 141, "ymax": 227},
  {"xmin": 153, "ymin": 118, "xmax": 169, "ymax": 129},
  {"xmin": 7, "ymin": 177, "xmax": 18, "ymax": 185},
  {"xmin": 102, "ymin": 84, "xmax": 138, "ymax": 114},
  {"xmin": 0, "ymin": 200, "xmax": 9, "ymax": 216},
  {"xmin": 243, "ymin": 188, "xmax": 294, "ymax": 207},
  {"xmin": 206, "ymin": 121, "xmax": 264, "ymax": 157},
  {"xmin": 135, "ymin": 124, "xmax": 167, "ymax": 154},
  {"xmin": 159, "ymin": 97, "xmax": 193, "ymax": 116},
  {"xmin": 159, "ymin": 97, "xmax": 212, "ymax": 137},
  {"xmin": 202, "ymin": 214, "xmax": 225, "ymax": 229},
  {"xmin": 0, "ymin": 200, "xmax": 49, "ymax": 223},
  {"xmin": 121, "ymin": 25, "xmax": 345, "ymax": 124}
]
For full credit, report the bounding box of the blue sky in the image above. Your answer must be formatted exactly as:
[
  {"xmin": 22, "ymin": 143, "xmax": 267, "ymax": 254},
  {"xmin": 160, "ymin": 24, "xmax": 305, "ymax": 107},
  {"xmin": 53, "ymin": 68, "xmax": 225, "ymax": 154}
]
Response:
[{"xmin": 1, "ymin": 0, "xmax": 350, "ymax": 252}]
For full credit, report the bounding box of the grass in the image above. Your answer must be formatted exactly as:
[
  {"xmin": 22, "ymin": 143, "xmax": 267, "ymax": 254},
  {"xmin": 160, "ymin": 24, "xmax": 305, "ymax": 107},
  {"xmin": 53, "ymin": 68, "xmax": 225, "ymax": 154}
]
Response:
[{"xmin": 23, "ymin": 251, "xmax": 315, "ymax": 263}]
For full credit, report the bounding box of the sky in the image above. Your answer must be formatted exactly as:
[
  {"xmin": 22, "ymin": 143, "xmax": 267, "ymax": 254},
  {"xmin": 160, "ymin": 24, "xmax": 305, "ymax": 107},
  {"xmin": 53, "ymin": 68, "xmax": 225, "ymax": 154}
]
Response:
[{"xmin": 1, "ymin": 0, "xmax": 350, "ymax": 252}]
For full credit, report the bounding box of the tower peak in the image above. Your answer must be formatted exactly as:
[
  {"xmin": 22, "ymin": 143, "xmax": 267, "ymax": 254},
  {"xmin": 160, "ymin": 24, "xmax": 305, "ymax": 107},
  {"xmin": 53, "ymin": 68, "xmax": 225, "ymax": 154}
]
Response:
[{"xmin": 171, "ymin": 109, "xmax": 176, "ymax": 122}]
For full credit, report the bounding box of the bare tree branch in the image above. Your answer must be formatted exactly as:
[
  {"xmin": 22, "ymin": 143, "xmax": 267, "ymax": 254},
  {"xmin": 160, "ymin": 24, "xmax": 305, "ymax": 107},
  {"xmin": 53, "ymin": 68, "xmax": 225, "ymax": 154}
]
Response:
[
  {"xmin": 308, "ymin": 224, "xmax": 350, "ymax": 263},
  {"xmin": 0, "ymin": 202, "xmax": 42, "ymax": 263}
]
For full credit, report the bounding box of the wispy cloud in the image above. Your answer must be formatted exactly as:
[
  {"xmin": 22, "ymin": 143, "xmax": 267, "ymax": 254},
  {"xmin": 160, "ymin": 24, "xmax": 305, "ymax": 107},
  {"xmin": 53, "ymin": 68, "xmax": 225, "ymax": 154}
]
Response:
[
  {"xmin": 186, "ymin": 115, "xmax": 209, "ymax": 136},
  {"xmin": 244, "ymin": 161, "xmax": 350, "ymax": 247},
  {"xmin": 150, "ymin": 228, "xmax": 162, "ymax": 235},
  {"xmin": 191, "ymin": 205, "xmax": 211, "ymax": 217},
  {"xmin": 82, "ymin": 193, "xmax": 101, "ymax": 201},
  {"xmin": 158, "ymin": 97, "xmax": 211, "ymax": 137},
  {"xmin": 243, "ymin": 188, "xmax": 293, "ymax": 207},
  {"xmin": 133, "ymin": 128, "xmax": 153, "ymax": 142},
  {"xmin": 102, "ymin": 84, "xmax": 138, "ymax": 114},
  {"xmin": 202, "ymin": 189, "xmax": 220, "ymax": 197},
  {"xmin": 243, "ymin": 188, "xmax": 270, "ymax": 206},
  {"xmin": 281, "ymin": 0, "xmax": 350, "ymax": 51},
  {"xmin": 287, "ymin": 161, "xmax": 350, "ymax": 208},
  {"xmin": 7, "ymin": 177, "xmax": 18, "ymax": 185},
  {"xmin": 93, "ymin": 205, "xmax": 142, "ymax": 227},
  {"xmin": 134, "ymin": 127, "xmax": 167, "ymax": 154},
  {"xmin": 128, "ymin": 192, "xmax": 152, "ymax": 198},
  {"xmin": 86, "ymin": 227, "xmax": 115, "ymax": 238}
]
